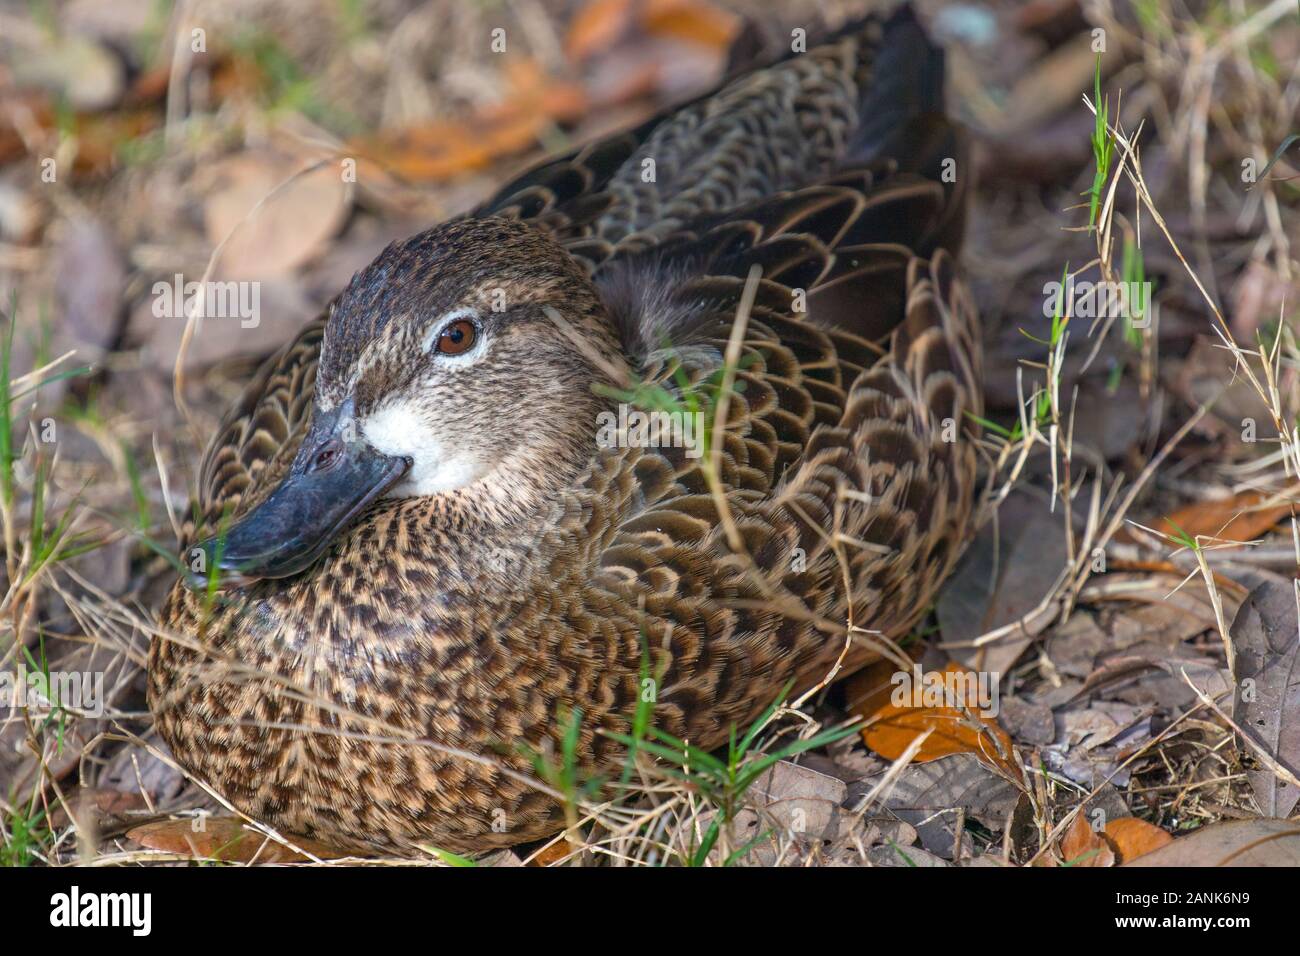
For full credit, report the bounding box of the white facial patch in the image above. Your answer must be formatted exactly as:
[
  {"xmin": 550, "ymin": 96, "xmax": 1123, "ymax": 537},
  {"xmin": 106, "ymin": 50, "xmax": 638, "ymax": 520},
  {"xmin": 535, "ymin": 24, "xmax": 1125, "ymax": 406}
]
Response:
[{"xmin": 362, "ymin": 398, "xmax": 488, "ymax": 497}]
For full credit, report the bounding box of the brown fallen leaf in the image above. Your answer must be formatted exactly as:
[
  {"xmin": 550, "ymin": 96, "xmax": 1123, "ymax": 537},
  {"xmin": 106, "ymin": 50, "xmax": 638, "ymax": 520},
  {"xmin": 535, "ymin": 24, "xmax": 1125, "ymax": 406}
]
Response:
[
  {"xmin": 746, "ymin": 759, "xmax": 850, "ymax": 843},
  {"xmin": 202, "ymin": 151, "xmax": 351, "ymax": 280},
  {"xmin": 354, "ymin": 59, "xmax": 587, "ymax": 184},
  {"xmin": 1104, "ymin": 817, "xmax": 1173, "ymax": 863},
  {"xmin": 642, "ymin": 0, "xmax": 738, "ymax": 49},
  {"xmin": 9, "ymin": 34, "xmax": 125, "ymax": 111},
  {"xmin": 49, "ymin": 789, "xmax": 149, "ymax": 831},
  {"xmin": 936, "ymin": 488, "xmax": 1069, "ymax": 676},
  {"xmin": 529, "ymin": 838, "xmax": 581, "ymax": 866},
  {"xmin": 1230, "ymin": 572, "xmax": 1300, "ymax": 817},
  {"xmin": 128, "ymin": 818, "xmax": 352, "ymax": 863},
  {"xmin": 54, "ymin": 213, "xmax": 127, "ymax": 383},
  {"xmin": 480, "ymin": 849, "xmax": 525, "ymax": 867},
  {"xmin": 1175, "ymin": 335, "xmax": 1284, "ymax": 443},
  {"xmin": 858, "ymin": 661, "xmax": 1017, "ymax": 775},
  {"xmin": 1160, "ymin": 490, "xmax": 1291, "ymax": 545},
  {"xmin": 566, "ymin": 0, "xmax": 737, "ymax": 62},
  {"xmin": 1060, "ymin": 812, "xmax": 1115, "ymax": 867},
  {"xmin": 869, "ymin": 843, "xmax": 951, "ymax": 867},
  {"xmin": 0, "ymin": 95, "xmax": 159, "ymax": 177},
  {"xmin": 860, "ymin": 753, "xmax": 1021, "ymax": 859},
  {"xmin": 567, "ymin": 0, "xmax": 636, "ymax": 62},
  {"xmin": 1230, "ymin": 259, "xmax": 1294, "ymax": 342},
  {"xmin": 989, "ymin": 34, "xmax": 1101, "ymax": 138},
  {"xmin": 1122, "ymin": 819, "xmax": 1300, "ymax": 867}
]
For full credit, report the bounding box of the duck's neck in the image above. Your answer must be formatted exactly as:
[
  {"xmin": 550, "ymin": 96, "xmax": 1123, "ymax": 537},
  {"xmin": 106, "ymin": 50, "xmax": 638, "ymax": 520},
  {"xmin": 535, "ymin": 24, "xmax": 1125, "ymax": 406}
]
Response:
[
  {"xmin": 411, "ymin": 304, "xmax": 626, "ymax": 559},
  {"xmin": 417, "ymin": 392, "xmax": 611, "ymax": 541}
]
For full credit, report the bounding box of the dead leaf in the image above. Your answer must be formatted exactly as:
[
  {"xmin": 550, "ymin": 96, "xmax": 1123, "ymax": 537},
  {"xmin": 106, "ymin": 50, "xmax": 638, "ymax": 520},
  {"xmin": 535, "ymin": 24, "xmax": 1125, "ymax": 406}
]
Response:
[
  {"xmin": 998, "ymin": 697, "xmax": 1056, "ymax": 745},
  {"xmin": 1048, "ymin": 701, "xmax": 1153, "ymax": 787},
  {"xmin": 1070, "ymin": 379, "xmax": 1143, "ymax": 461},
  {"xmin": 1230, "ymin": 572, "xmax": 1300, "ymax": 817},
  {"xmin": 867, "ymin": 843, "xmax": 950, "ymax": 867},
  {"xmin": 861, "ymin": 818, "xmax": 919, "ymax": 849},
  {"xmin": 9, "ymin": 35, "xmax": 125, "ymax": 111},
  {"xmin": 1081, "ymin": 651, "xmax": 1231, "ymax": 713},
  {"xmin": 1176, "ymin": 335, "xmax": 1280, "ymax": 441},
  {"xmin": 842, "ymin": 658, "xmax": 900, "ymax": 718},
  {"xmin": 480, "ymin": 849, "xmax": 525, "ymax": 867},
  {"xmin": 69, "ymin": 108, "xmax": 160, "ymax": 176},
  {"xmin": 128, "ymin": 818, "xmax": 351, "ymax": 863},
  {"xmin": 1046, "ymin": 599, "xmax": 1227, "ymax": 711},
  {"xmin": 139, "ymin": 276, "xmax": 318, "ymax": 373},
  {"xmin": 1159, "ymin": 490, "xmax": 1291, "ymax": 545},
  {"xmin": 530, "ymin": 838, "xmax": 582, "ymax": 866},
  {"xmin": 1060, "ymin": 812, "xmax": 1115, "ymax": 867},
  {"xmin": 0, "ymin": 75, "xmax": 162, "ymax": 177},
  {"xmin": 990, "ymin": 34, "xmax": 1100, "ymax": 137},
  {"xmin": 355, "ymin": 61, "xmax": 586, "ymax": 184},
  {"xmin": 642, "ymin": 0, "xmax": 738, "ymax": 49},
  {"xmin": 1104, "ymin": 818, "xmax": 1173, "ymax": 863},
  {"xmin": 1230, "ymin": 259, "xmax": 1295, "ymax": 342},
  {"xmin": 746, "ymin": 759, "xmax": 850, "ymax": 842},
  {"xmin": 859, "ymin": 661, "xmax": 1017, "ymax": 774},
  {"xmin": 202, "ymin": 152, "xmax": 351, "ymax": 280},
  {"xmin": 567, "ymin": 0, "xmax": 635, "ymax": 62},
  {"xmin": 49, "ymin": 788, "xmax": 149, "ymax": 831},
  {"xmin": 1122, "ymin": 819, "xmax": 1300, "ymax": 867},
  {"xmin": 98, "ymin": 734, "xmax": 189, "ymax": 805},
  {"xmin": 858, "ymin": 753, "xmax": 1021, "ymax": 859},
  {"xmin": 567, "ymin": 0, "xmax": 736, "ymax": 62},
  {"xmin": 54, "ymin": 214, "xmax": 126, "ymax": 375},
  {"xmin": 937, "ymin": 489, "xmax": 1069, "ymax": 675},
  {"xmin": 0, "ymin": 178, "xmax": 44, "ymax": 243}
]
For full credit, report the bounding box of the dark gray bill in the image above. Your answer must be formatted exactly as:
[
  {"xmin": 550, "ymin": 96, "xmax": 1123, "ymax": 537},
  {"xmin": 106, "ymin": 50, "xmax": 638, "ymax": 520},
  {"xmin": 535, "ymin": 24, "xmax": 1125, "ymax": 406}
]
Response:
[{"xmin": 189, "ymin": 406, "xmax": 411, "ymax": 590}]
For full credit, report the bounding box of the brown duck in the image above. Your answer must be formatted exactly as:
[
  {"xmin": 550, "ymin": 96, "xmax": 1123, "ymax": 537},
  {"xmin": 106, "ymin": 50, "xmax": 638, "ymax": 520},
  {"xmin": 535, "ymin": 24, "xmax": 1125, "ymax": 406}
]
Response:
[{"xmin": 149, "ymin": 8, "xmax": 983, "ymax": 854}]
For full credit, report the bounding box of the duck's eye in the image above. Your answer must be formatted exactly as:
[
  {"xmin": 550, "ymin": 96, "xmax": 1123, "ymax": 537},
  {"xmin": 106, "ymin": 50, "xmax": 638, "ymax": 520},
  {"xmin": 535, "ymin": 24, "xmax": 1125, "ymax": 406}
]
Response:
[{"xmin": 435, "ymin": 319, "xmax": 477, "ymax": 355}]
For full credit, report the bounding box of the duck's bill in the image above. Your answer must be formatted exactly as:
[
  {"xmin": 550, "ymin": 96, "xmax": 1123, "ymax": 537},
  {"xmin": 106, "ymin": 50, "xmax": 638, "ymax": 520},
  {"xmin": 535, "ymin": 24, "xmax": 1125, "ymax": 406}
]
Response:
[{"xmin": 188, "ymin": 444, "xmax": 411, "ymax": 590}]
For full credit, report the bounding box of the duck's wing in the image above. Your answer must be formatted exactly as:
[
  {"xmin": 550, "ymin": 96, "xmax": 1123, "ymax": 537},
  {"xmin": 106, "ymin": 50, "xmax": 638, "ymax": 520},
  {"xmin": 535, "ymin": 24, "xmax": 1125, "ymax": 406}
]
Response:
[
  {"xmin": 590, "ymin": 157, "xmax": 980, "ymax": 519},
  {"xmin": 190, "ymin": 318, "xmax": 323, "ymax": 542},
  {"xmin": 476, "ymin": 7, "xmax": 947, "ymax": 268},
  {"xmin": 596, "ymin": 160, "xmax": 964, "ymax": 356},
  {"xmin": 571, "ymin": 166, "xmax": 981, "ymax": 733}
]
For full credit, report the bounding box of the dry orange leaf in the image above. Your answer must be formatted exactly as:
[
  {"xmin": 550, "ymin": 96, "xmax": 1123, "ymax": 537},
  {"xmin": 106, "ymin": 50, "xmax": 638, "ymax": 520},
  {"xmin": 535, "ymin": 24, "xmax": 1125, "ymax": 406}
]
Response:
[
  {"xmin": 128, "ymin": 818, "xmax": 350, "ymax": 863},
  {"xmin": 529, "ymin": 838, "xmax": 580, "ymax": 866},
  {"xmin": 370, "ymin": 114, "xmax": 542, "ymax": 182},
  {"xmin": 566, "ymin": 0, "xmax": 736, "ymax": 62},
  {"xmin": 566, "ymin": 0, "xmax": 635, "ymax": 62},
  {"xmin": 1104, "ymin": 817, "xmax": 1173, "ymax": 863},
  {"xmin": 0, "ymin": 94, "xmax": 159, "ymax": 177},
  {"xmin": 497, "ymin": 60, "xmax": 588, "ymax": 125},
  {"xmin": 356, "ymin": 60, "xmax": 586, "ymax": 184},
  {"xmin": 1161, "ymin": 490, "xmax": 1291, "ymax": 544},
  {"xmin": 855, "ymin": 661, "xmax": 1016, "ymax": 774},
  {"xmin": 643, "ymin": 0, "xmax": 738, "ymax": 49},
  {"xmin": 1060, "ymin": 813, "xmax": 1115, "ymax": 867},
  {"xmin": 1120, "ymin": 819, "xmax": 1300, "ymax": 866}
]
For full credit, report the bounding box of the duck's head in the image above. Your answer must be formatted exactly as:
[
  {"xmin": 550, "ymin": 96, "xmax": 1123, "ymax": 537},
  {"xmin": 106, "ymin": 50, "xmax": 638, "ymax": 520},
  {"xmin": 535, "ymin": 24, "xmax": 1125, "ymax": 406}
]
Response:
[{"xmin": 194, "ymin": 217, "xmax": 622, "ymax": 587}]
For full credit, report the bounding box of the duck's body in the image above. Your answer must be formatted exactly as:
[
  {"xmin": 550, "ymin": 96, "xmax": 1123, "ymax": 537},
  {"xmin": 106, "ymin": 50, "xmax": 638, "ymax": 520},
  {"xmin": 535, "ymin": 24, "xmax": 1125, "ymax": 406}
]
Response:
[{"xmin": 149, "ymin": 9, "xmax": 982, "ymax": 853}]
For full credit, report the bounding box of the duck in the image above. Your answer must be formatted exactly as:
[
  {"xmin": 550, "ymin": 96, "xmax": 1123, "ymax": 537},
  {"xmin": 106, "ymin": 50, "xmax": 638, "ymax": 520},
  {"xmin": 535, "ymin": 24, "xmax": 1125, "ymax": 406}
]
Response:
[{"xmin": 148, "ymin": 6, "xmax": 983, "ymax": 855}]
